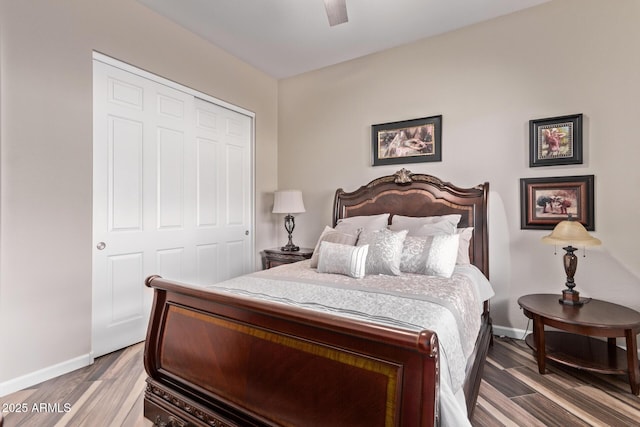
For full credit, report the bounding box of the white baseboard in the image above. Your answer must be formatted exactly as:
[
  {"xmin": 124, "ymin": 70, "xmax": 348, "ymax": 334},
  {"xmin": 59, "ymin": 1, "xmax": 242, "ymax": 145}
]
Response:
[
  {"xmin": 492, "ymin": 324, "xmax": 640, "ymax": 358},
  {"xmin": 492, "ymin": 324, "xmax": 529, "ymax": 340},
  {"xmin": 0, "ymin": 353, "xmax": 93, "ymax": 398}
]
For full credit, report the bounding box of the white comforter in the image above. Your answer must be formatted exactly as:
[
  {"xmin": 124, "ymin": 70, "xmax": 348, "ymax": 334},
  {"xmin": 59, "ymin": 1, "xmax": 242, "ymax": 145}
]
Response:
[{"xmin": 203, "ymin": 260, "xmax": 494, "ymax": 426}]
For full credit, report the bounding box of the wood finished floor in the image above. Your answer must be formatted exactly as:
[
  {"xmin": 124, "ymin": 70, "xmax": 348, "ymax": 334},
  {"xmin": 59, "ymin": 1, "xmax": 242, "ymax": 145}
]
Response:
[{"xmin": 1, "ymin": 337, "xmax": 639, "ymax": 426}]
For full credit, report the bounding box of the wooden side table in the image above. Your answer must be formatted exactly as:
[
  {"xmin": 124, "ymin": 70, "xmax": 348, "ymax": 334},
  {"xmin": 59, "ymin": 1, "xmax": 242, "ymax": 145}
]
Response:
[
  {"xmin": 262, "ymin": 247, "xmax": 313, "ymax": 269},
  {"xmin": 518, "ymin": 293, "xmax": 640, "ymax": 395}
]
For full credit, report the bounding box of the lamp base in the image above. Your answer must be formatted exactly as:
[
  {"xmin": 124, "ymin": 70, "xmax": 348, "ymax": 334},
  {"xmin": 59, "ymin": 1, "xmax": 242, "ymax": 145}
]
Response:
[
  {"xmin": 280, "ymin": 243, "xmax": 300, "ymax": 252},
  {"xmin": 280, "ymin": 214, "xmax": 300, "ymax": 252},
  {"xmin": 559, "ymin": 289, "xmax": 586, "ymax": 306}
]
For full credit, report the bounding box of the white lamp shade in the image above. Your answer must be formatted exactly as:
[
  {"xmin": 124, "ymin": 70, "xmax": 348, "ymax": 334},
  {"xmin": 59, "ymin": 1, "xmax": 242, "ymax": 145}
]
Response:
[
  {"xmin": 542, "ymin": 220, "xmax": 601, "ymax": 247},
  {"xmin": 272, "ymin": 190, "xmax": 306, "ymax": 214}
]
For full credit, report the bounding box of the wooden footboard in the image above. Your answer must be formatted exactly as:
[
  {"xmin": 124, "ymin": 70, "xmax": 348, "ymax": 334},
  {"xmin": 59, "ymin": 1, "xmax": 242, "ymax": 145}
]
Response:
[{"xmin": 143, "ymin": 276, "xmax": 442, "ymax": 427}]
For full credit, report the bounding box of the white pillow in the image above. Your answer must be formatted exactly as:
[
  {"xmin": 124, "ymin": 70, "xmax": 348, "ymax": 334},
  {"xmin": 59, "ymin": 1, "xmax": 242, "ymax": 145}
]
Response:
[
  {"xmin": 411, "ymin": 222, "xmax": 457, "ymax": 237},
  {"xmin": 390, "ymin": 214, "xmax": 461, "ymax": 235},
  {"xmin": 357, "ymin": 228, "xmax": 407, "ymax": 276},
  {"xmin": 317, "ymin": 241, "xmax": 369, "ymax": 279},
  {"xmin": 309, "ymin": 226, "xmax": 358, "ymax": 268},
  {"xmin": 334, "ymin": 213, "xmax": 390, "ymax": 236},
  {"xmin": 456, "ymin": 227, "xmax": 474, "ymax": 265},
  {"xmin": 425, "ymin": 234, "xmax": 460, "ymax": 278}
]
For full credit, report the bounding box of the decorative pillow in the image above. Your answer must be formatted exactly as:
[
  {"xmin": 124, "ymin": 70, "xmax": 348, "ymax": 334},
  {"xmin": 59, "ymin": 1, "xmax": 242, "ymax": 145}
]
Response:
[
  {"xmin": 456, "ymin": 227, "xmax": 474, "ymax": 265},
  {"xmin": 390, "ymin": 214, "xmax": 461, "ymax": 236},
  {"xmin": 334, "ymin": 213, "xmax": 390, "ymax": 236},
  {"xmin": 317, "ymin": 241, "xmax": 369, "ymax": 279},
  {"xmin": 310, "ymin": 226, "xmax": 358, "ymax": 268},
  {"xmin": 425, "ymin": 234, "xmax": 460, "ymax": 278},
  {"xmin": 399, "ymin": 236, "xmax": 431, "ymax": 274},
  {"xmin": 357, "ymin": 228, "xmax": 407, "ymax": 276}
]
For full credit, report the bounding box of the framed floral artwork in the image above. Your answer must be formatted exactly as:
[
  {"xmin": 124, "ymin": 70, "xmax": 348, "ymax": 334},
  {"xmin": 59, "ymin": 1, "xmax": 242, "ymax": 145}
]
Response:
[{"xmin": 529, "ymin": 114, "xmax": 583, "ymax": 167}]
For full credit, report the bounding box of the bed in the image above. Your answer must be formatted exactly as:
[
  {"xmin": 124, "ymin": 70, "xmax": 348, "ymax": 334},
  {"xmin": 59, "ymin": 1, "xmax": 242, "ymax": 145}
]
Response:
[{"xmin": 143, "ymin": 169, "xmax": 493, "ymax": 426}]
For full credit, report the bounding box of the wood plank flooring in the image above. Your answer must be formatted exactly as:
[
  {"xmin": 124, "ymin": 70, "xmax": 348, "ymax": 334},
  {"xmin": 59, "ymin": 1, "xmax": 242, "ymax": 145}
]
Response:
[
  {"xmin": 1, "ymin": 337, "xmax": 639, "ymax": 426},
  {"xmin": 0, "ymin": 343, "xmax": 149, "ymax": 427},
  {"xmin": 474, "ymin": 337, "xmax": 640, "ymax": 426}
]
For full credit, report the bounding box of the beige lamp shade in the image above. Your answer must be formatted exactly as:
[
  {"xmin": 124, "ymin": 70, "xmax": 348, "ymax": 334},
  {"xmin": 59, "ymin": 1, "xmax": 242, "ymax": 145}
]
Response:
[
  {"xmin": 272, "ymin": 190, "xmax": 306, "ymax": 214},
  {"xmin": 541, "ymin": 220, "xmax": 601, "ymax": 247}
]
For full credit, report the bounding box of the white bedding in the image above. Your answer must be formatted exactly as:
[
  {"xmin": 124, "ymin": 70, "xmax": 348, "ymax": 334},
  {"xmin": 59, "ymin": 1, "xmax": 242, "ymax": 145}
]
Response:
[{"xmin": 203, "ymin": 260, "xmax": 494, "ymax": 426}]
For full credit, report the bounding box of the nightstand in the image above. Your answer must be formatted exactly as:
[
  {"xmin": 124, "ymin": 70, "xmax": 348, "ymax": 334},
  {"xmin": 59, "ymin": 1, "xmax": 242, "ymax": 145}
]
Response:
[
  {"xmin": 262, "ymin": 247, "xmax": 313, "ymax": 269},
  {"xmin": 518, "ymin": 294, "xmax": 640, "ymax": 395}
]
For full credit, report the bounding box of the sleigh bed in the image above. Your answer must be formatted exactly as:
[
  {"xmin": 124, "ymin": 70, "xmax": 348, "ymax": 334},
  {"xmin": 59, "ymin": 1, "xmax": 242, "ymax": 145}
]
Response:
[{"xmin": 143, "ymin": 169, "xmax": 493, "ymax": 426}]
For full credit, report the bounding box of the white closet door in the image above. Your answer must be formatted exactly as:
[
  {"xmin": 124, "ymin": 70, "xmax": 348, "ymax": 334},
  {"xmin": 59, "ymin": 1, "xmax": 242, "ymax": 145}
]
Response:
[
  {"xmin": 193, "ymin": 97, "xmax": 254, "ymax": 283},
  {"xmin": 92, "ymin": 59, "xmax": 253, "ymax": 357}
]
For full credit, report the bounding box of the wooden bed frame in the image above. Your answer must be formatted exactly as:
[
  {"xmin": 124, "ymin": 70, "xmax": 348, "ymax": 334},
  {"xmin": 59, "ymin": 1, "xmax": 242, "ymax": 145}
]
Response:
[{"xmin": 143, "ymin": 169, "xmax": 492, "ymax": 426}]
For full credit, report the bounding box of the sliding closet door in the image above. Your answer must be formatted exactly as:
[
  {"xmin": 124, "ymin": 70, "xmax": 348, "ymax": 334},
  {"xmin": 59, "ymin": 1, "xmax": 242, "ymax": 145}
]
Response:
[{"xmin": 92, "ymin": 58, "xmax": 254, "ymax": 357}]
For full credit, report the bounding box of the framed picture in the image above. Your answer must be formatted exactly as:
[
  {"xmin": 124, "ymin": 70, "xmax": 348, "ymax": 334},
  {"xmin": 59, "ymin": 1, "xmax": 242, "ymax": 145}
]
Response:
[
  {"xmin": 520, "ymin": 175, "xmax": 594, "ymax": 230},
  {"xmin": 372, "ymin": 115, "xmax": 442, "ymax": 166},
  {"xmin": 529, "ymin": 114, "xmax": 583, "ymax": 167}
]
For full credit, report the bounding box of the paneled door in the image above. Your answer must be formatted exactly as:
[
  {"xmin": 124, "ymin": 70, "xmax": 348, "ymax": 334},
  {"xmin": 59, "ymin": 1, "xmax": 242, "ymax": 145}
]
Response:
[{"xmin": 92, "ymin": 56, "xmax": 254, "ymax": 358}]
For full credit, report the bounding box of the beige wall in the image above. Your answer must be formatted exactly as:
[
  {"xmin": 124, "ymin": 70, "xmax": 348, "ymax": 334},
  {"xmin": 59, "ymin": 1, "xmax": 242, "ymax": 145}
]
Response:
[
  {"xmin": 0, "ymin": 0, "xmax": 278, "ymax": 389},
  {"xmin": 278, "ymin": 0, "xmax": 640, "ymax": 334},
  {"xmin": 2, "ymin": 0, "xmax": 639, "ymax": 394}
]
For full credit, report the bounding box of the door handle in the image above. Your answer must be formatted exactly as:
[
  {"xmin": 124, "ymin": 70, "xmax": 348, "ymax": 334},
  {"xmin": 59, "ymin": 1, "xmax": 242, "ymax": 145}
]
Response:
[{"xmin": 96, "ymin": 242, "xmax": 106, "ymax": 250}]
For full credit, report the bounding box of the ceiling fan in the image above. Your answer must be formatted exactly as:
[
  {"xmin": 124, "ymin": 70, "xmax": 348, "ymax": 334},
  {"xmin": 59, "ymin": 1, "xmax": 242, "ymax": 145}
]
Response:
[{"xmin": 323, "ymin": 0, "xmax": 348, "ymax": 26}]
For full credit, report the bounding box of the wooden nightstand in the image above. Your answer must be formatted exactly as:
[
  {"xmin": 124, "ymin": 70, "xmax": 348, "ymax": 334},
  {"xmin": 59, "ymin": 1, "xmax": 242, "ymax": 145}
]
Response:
[
  {"xmin": 518, "ymin": 294, "xmax": 640, "ymax": 395},
  {"xmin": 262, "ymin": 247, "xmax": 313, "ymax": 269}
]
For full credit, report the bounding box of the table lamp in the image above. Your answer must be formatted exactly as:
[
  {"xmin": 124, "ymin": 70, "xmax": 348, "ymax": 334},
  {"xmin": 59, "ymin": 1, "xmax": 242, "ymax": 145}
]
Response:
[
  {"xmin": 272, "ymin": 190, "xmax": 305, "ymax": 251},
  {"xmin": 541, "ymin": 215, "xmax": 601, "ymax": 306}
]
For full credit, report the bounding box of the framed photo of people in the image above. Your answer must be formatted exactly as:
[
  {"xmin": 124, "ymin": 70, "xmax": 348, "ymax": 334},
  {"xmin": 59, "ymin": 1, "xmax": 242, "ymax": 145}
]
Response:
[
  {"xmin": 520, "ymin": 175, "xmax": 594, "ymax": 230},
  {"xmin": 372, "ymin": 115, "xmax": 442, "ymax": 166}
]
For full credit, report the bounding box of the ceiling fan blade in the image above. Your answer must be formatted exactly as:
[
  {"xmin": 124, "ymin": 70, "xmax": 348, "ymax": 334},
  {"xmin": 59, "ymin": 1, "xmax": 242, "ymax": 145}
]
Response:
[{"xmin": 323, "ymin": 0, "xmax": 348, "ymax": 26}]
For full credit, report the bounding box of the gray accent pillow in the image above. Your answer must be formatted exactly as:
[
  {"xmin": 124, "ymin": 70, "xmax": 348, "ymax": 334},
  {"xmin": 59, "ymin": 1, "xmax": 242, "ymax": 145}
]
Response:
[
  {"xmin": 357, "ymin": 228, "xmax": 408, "ymax": 276},
  {"xmin": 400, "ymin": 236, "xmax": 431, "ymax": 274},
  {"xmin": 317, "ymin": 241, "xmax": 369, "ymax": 279},
  {"xmin": 310, "ymin": 226, "xmax": 358, "ymax": 268},
  {"xmin": 400, "ymin": 233, "xmax": 465, "ymax": 276}
]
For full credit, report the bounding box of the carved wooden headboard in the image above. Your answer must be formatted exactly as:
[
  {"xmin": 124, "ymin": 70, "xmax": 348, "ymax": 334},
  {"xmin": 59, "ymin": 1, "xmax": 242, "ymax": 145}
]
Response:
[{"xmin": 333, "ymin": 169, "xmax": 489, "ymax": 278}]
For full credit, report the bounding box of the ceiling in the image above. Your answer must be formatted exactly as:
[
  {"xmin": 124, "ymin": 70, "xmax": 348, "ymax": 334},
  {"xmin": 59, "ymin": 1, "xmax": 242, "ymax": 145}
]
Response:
[{"xmin": 138, "ymin": 0, "xmax": 550, "ymax": 79}]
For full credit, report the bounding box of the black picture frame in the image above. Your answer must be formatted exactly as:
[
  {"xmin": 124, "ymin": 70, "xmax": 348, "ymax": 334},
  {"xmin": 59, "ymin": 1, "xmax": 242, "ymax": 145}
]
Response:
[
  {"xmin": 372, "ymin": 115, "xmax": 442, "ymax": 166},
  {"xmin": 529, "ymin": 114, "xmax": 583, "ymax": 167},
  {"xmin": 520, "ymin": 175, "xmax": 594, "ymax": 230}
]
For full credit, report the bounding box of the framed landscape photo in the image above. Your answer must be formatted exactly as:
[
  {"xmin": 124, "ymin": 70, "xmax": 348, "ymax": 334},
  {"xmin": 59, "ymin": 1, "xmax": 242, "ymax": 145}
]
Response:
[
  {"xmin": 529, "ymin": 114, "xmax": 583, "ymax": 167},
  {"xmin": 372, "ymin": 115, "xmax": 442, "ymax": 166},
  {"xmin": 520, "ymin": 175, "xmax": 594, "ymax": 230}
]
